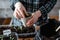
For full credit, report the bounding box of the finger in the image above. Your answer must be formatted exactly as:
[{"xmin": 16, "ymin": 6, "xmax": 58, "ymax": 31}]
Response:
[
  {"xmin": 13, "ymin": 11, "xmax": 20, "ymax": 19},
  {"xmin": 27, "ymin": 22, "xmax": 33, "ymax": 27},
  {"xmin": 18, "ymin": 8, "xmax": 25, "ymax": 18},
  {"xmin": 16, "ymin": 9, "xmax": 23, "ymax": 18},
  {"xmin": 13, "ymin": 8, "xmax": 23, "ymax": 18},
  {"xmin": 14, "ymin": 9, "xmax": 23, "ymax": 18},
  {"xmin": 16, "ymin": 8, "xmax": 20, "ymax": 15},
  {"xmin": 29, "ymin": 18, "xmax": 34, "ymax": 26},
  {"xmin": 26, "ymin": 16, "xmax": 33, "ymax": 27},
  {"xmin": 29, "ymin": 20, "xmax": 34, "ymax": 26},
  {"xmin": 16, "ymin": 12, "xmax": 21, "ymax": 19},
  {"xmin": 27, "ymin": 18, "xmax": 33, "ymax": 25}
]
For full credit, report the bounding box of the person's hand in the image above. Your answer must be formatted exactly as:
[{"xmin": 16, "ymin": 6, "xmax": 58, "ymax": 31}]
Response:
[
  {"xmin": 26, "ymin": 10, "xmax": 41, "ymax": 27},
  {"xmin": 13, "ymin": 2, "xmax": 27, "ymax": 19}
]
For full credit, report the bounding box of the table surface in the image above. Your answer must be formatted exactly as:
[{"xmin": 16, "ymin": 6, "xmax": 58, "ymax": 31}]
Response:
[{"xmin": 0, "ymin": 16, "xmax": 59, "ymax": 40}]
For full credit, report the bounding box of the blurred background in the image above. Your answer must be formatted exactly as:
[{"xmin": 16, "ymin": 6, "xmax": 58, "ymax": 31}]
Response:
[{"xmin": 0, "ymin": 0, "xmax": 60, "ymax": 18}]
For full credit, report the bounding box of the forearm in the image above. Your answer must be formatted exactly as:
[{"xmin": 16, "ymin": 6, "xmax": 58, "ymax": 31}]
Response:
[
  {"xmin": 34, "ymin": 0, "xmax": 57, "ymax": 17},
  {"xmin": 39, "ymin": 0, "xmax": 57, "ymax": 16}
]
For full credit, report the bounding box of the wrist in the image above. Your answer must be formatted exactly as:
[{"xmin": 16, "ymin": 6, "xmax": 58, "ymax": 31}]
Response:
[
  {"xmin": 14, "ymin": 2, "xmax": 21, "ymax": 8},
  {"xmin": 35, "ymin": 10, "xmax": 42, "ymax": 18}
]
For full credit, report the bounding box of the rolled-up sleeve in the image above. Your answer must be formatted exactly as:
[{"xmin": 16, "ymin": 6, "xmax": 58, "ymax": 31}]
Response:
[
  {"xmin": 39, "ymin": 0, "xmax": 57, "ymax": 16},
  {"xmin": 9, "ymin": 0, "xmax": 20, "ymax": 10},
  {"xmin": 35, "ymin": 0, "xmax": 57, "ymax": 26}
]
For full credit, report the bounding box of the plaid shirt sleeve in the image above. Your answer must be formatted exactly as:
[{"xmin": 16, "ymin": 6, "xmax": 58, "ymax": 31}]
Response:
[
  {"xmin": 39, "ymin": 0, "xmax": 57, "ymax": 16},
  {"xmin": 35, "ymin": 0, "xmax": 57, "ymax": 26}
]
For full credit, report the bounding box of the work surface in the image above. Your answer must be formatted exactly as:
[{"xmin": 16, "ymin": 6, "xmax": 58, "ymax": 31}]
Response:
[{"xmin": 0, "ymin": 16, "xmax": 59, "ymax": 40}]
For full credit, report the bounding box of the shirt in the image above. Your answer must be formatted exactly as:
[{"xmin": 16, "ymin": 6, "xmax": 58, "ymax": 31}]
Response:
[{"xmin": 10, "ymin": 0, "xmax": 57, "ymax": 26}]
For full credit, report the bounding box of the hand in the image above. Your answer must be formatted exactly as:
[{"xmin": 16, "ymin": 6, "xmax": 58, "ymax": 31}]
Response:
[
  {"xmin": 26, "ymin": 10, "xmax": 41, "ymax": 27},
  {"xmin": 13, "ymin": 2, "xmax": 27, "ymax": 19}
]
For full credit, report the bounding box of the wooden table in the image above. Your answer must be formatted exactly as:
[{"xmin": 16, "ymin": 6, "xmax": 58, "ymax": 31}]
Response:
[{"xmin": 18, "ymin": 38, "xmax": 34, "ymax": 40}]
